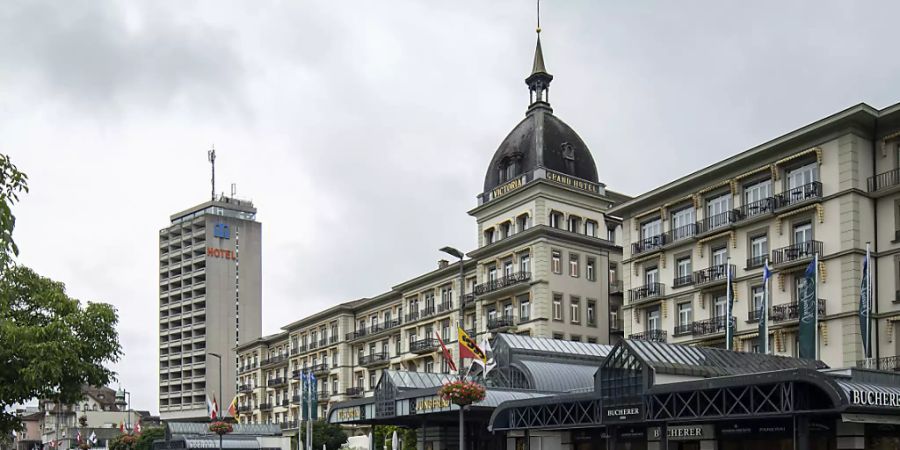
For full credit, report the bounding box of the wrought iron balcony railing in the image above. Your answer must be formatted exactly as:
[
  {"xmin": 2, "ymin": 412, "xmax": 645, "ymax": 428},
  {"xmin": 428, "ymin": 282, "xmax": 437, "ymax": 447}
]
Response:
[
  {"xmin": 291, "ymin": 394, "xmax": 301, "ymax": 403},
  {"xmin": 673, "ymin": 323, "xmax": 693, "ymax": 336},
  {"xmin": 771, "ymin": 299, "xmax": 826, "ymax": 322},
  {"xmin": 777, "ymin": 181, "xmax": 822, "ymax": 208},
  {"xmin": 318, "ymin": 339, "xmax": 327, "ymax": 347},
  {"xmin": 267, "ymin": 377, "xmax": 287, "ymax": 388},
  {"xmin": 237, "ymin": 405, "xmax": 251, "ymax": 413},
  {"xmin": 410, "ymin": 338, "xmax": 439, "ymax": 354},
  {"xmin": 261, "ymin": 355, "xmax": 287, "ymax": 367},
  {"xmin": 609, "ymin": 280, "xmax": 623, "ymax": 294},
  {"xmin": 746, "ymin": 255, "xmax": 767, "ymax": 269},
  {"xmin": 738, "ymin": 197, "xmax": 776, "ymax": 221},
  {"xmin": 869, "ymin": 168, "xmax": 900, "ymax": 193},
  {"xmin": 359, "ymin": 353, "xmax": 389, "ymax": 367},
  {"xmin": 473, "ymin": 272, "xmax": 531, "ymax": 295},
  {"xmin": 694, "ymin": 264, "xmax": 734, "ymax": 286},
  {"xmin": 238, "ymin": 384, "xmax": 252, "ymax": 393},
  {"xmin": 405, "ymin": 311, "xmax": 420, "ymax": 322},
  {"xmin": 487, "ymin": 315, "xmax": 515, "ymax": 330},
  {"xmin": 280, "ymin": 420, "xmax": 299, "ymax": 430},
  {"xmin": 771, "ymin": 240, "xmax": 823, "ymax": 265},
  {"xmin": 310, "ymin": 363, "xmax": 329, "ymax": 373},
  {"xmin": 437, "ymin": 301, "xmax": 453, "ymax": 313},
  {"xmin": 697, "ymin": 210, "xmax": 740, "ymax": 234},
  {"xmin": 672, "ymin": 274, "xmax": 694, "ymax": 288},
  {"xmin": 628, "ymin": 329, "xmax": 667, "ymax": 343},
  {"xmin": 691, "ymin": 316, "xmax": 733, "ymax": 336},
  {"xmin": 318, "ymin": 390, "xmax": 330, "ymax": 401},
  {"xmin": 664, "ymin": 223, "xmax": 699, "ymax": 244},
  {"xmin": 421, "ymin": 306, "xmax": 436, "ymax": 317},
  {"xmin": 856, "ymin": 355, "xmax": 900, "ymax": 371},
  {"xmin": 345, "ymin": 387, "xmax": 364, "ymax": 397},
  {"xmin": 632, "ymin": 234, "xmax": 666, "ymax": 255},
  {"xmin": 259, "ymin": 403, "xmax": 273, "ymax": 411},
  {"xmin": 628, "ymin": 282, "xmax": 664, "ymax": 303}
]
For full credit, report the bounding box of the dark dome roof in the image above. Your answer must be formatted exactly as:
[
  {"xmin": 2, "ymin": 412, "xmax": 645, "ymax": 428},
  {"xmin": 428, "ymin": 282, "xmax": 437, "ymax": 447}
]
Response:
[{"xmin": 483, "ymin": 107, "xmax": 599, "ymax": 192}]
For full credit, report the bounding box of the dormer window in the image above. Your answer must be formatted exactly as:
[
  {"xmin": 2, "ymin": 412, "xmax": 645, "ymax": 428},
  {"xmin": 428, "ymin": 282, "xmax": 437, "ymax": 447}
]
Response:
[
  {"xmin": 549, "ymin": 211, "xmax": 563, "ymax": 229},
  {"xmin": 484, "ymin": 227, "xmax": 496, "ymax": 245},
  {"xmin": 516, "ymin": 214, "xmax": 530, "ymax": 233},
  {"xmin": 567, "ymin": 215, "xmax": 581, "ymax": 233},
  {"xmin": 499, "ymin": 222, "xmax": 511, "ymax": 239}
]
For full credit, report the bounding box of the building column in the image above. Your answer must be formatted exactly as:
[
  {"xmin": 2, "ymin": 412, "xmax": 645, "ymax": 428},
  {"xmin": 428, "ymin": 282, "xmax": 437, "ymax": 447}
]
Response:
[{"xmin": 794, "ymin": 416, "xmax": 809, "ymax": 450}]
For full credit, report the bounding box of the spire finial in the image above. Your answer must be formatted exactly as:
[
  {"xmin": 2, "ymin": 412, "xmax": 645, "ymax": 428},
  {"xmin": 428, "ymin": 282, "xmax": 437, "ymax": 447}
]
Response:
[
  {"xmin": 536, "ymin": 0, "xmax": 541, "ymax": 34},
  {"xmin": 525, "ymin": 0, "xmax": 552, "ymax": 109}
]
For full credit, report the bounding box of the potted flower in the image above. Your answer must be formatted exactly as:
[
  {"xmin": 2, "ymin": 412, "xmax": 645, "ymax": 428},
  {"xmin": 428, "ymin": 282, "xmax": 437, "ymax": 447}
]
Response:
[
  {"xmin": 208, "ymin": 421, "xmax": 233, "ymax": 436},
  {"xmin": 438, "ymin": 379, "xmax": 486, "ymax": 406}
]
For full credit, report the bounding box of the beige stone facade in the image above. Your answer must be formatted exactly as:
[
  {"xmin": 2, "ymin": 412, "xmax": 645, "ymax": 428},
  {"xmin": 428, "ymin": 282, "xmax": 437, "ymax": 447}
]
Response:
[{"xmin": 610, "ymin": 102, "xmax": 900, "ymax": 369}]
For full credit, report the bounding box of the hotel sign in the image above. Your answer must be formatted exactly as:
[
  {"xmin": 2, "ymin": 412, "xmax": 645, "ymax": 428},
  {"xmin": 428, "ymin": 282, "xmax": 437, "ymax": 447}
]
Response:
[
  {"xmin": 207, "ymin": 247, "xmax": 237, "ymax": 260},
  {"xmin": 602, "ymin": 404, "xmax": 643, "ymax": 423},
  {"xmin": 332, "ymin": 406, "xmax": 362, "ymax": 423},
  {"xmin": 490, "ymin": 176, "xmax": 527, "ymax": 200},
  {"xmin": 850, "ymin": 388, "xmax": 900, "ymax": 408},
  {"xmin": 545, "ymin": 170, "xmax": 601, "ymax": 195},
  {"xmin": 412, "ymin": 396, "xmax": 453, "ymax": 414}
]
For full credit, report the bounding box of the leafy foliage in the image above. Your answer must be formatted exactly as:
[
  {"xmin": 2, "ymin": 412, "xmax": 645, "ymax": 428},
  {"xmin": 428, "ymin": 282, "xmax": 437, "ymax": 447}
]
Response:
[
  {"xmin": 109, "ymin": 434, "xmax": 137, "ymax": 450},
  {"xmin": 134, "ymin": 427, "xmax": 165, "ymax": 450},
  {"xmin": 0, "ymin": 154, "xmax": 121, "ymax": 435},
  {"xmin": 299, "ymin": 420, "xmax": 348, "ymax": 450}
]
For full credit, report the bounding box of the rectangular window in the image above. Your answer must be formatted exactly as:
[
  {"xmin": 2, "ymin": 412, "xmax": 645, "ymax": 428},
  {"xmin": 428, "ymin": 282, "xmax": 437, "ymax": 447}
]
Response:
[
  {"xmin": 711, "ymin": 247, "xmax": 728, "ymax": 267},
  {"xmin": 751, "ymin": 285, "xmax": 765, "ymax": 320},
  {"xmin": 671, "ymin": 207, "xmax": 696, "ymax": 240},
  {"xmin": 744, "ymin": 179, "xmax": 772, "ymax": 204},
  {"xmin": 424, "ymin": 360, "xmax": 434, "ymax": 373},
  {"xmin": 519, "ymin": 298, "xmax": 531, "ymax": 321},
  {"xmin": 607, "ymin": 226, "xmax": 616, "ymax": 242},
  {"xmin": 645, "ymin": 267, "xmax": 659, "ymax": 285},
  {"xmin": 552, "ymin": 294, "xmax": 562, "ymax": 320},
  {"xmin": 553, "ymin": 333, "xmax": 564, "ymax": 340},
  {"xmin": 586, "ymin": 258, "xmax": 596, "ymax": 281},
  {"xmin": 706, "ymin": 193, "xmax": 732, "ymax": 218},
  {"xmin": 587, "ymin": 300, "xmax": 596, "ymax": 326},
  {"xmin": 787, "ymin": 162, "xmax": 819, "ymax": 189},
  {"xmin": 549, "ymin": 212, "xmax": 562, "ymax": 229},
  {"xmin": 677, "ymin": 302, "xmax": 692, "ymax": 327},
  {"xmin": 441, "ymin": 320, "xmax": 450, "ymax": 341},
  {"xmin": 569, "ymin": 254, "xmax": 580, "ymax": 277},
  {"xmin": 713, "ymin": 293, "xmax": 727, "ymax": 319},
  {"xmin": 609, "ymin": 263, "xmax": 618, "ymax": 283},
  {"xmin": 585, "ymin": 220, "xmax": 597, "ymax": 237},
  {"xmin": 570, "ymin": 335, "xmax": 581, "ymax": 342},
  {"xmin": 570, "ymin": 297, "xmax": 581, "ymax": 324},
  {"xmin": 646, "ymin": 307, "xmax": 660, "ymax": 331},
  {"xmin": 568, "ymin": 216, "xmax": 581, "ymax": 233},
  {"xmin": 675, "ymin": 257, "xmax": 692, "ymax": 286},
  {"xmin": 749, "ymin": 235, "xmax": 768, "ymax": 267},
  {"xmin": 519, "ymin": 253, "xmax": 531, "ymax": 274},
  {"xmin": 503, "ymin": 260, "xmax": 514, "ymax": 277},
  {"xmin": 640, "ymin": 218, "xmax": 662, "ymax": 241},
  {"xmin": 487, "ymin": 266, "xmax": 497, "ymax": 283},
  {"xmin": 551, "ymin": 250, "xmax": 562, "ymax": 274},
  {"xmin": 793, "ymin": 222, "xmax": 812, "ymax": 244}
]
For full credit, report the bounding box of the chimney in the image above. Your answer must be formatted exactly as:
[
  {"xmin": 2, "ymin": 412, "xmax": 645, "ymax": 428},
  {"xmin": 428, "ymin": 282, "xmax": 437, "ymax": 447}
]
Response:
[{"xmin": 438, "ymin": 259, "xmax": 449, "ymax": 269}]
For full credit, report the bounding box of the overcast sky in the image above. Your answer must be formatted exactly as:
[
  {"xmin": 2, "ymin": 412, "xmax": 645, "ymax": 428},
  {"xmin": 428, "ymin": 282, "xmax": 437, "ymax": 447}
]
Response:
[{"xmin": 4, "ymin": 1, "xmax": 900, "ymax": 414}]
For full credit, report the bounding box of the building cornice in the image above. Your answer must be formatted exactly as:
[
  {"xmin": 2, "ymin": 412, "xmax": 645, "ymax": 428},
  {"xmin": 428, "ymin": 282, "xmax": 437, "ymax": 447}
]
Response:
[{"xmin": 467, "ymin": 224, "xmax": 620, "ymax": 260}]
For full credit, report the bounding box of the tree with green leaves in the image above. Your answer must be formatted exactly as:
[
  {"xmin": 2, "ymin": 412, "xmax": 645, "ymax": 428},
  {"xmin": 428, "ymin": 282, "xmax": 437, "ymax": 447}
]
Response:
[
  {"xmin": 134, "ymin": 427, "xmax": 165, "ymax": 450},
  {"xmin": 299, "ymin": 421, "xmax": 348, "ymax": 450},
  {"xmin": 374, "ymin": 425, "xmax": 416, "ymax": 450},
  {"xmin": 0, "ymin": 154, "xmax": 122, "ymax": 436}
]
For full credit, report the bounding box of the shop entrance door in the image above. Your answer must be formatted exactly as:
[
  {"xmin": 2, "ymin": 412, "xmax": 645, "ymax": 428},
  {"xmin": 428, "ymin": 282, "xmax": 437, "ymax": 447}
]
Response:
[{"xmin": 672, "ymin": 443, "xmax": 700, "ymax": 450}]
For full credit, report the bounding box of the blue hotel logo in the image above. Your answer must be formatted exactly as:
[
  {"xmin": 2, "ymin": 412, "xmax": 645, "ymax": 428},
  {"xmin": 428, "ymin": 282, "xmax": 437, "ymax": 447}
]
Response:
[{"xmin": 214, "ymin": 223, "xmax": 230, "ymax": 239}]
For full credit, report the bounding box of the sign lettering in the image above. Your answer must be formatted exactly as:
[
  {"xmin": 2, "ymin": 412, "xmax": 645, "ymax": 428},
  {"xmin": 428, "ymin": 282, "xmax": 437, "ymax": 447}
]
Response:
[
  {"xmin": 335, "ymin": 408, "xmax": 361, "ymax": 421},
  {"xmin": 850, "ymin": 388, "xmax": 900, "ymax": 408},
  {"xmin": 546, "ymin": 171, "xmax": 600, "ymax": 194},
  {"xmin": 649, "ymin": 425, "xmax": 713, "ymax": 441},
  {"xmin": 491, "ymin": 177, "xmax": 525, "ymax": 200},
  {"xmin": 415, "ymin": 397, "xmax": 451, "ymax": 412},
  {"xmin": 207, "ymin": 247, "xmax": 237, "ymax": 260},
  {"xmin": 602, "ymin": 404, "xmax": 643, "ymax": 423}
]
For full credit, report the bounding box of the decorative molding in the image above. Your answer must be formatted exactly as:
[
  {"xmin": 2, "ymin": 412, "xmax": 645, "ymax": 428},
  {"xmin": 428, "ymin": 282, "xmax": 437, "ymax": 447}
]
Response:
[
  {"xmin": 774, "ymin": 147, "xmax": 822, "ymax": 168},
  {"xmin": 820, "ymin": 322, "xmax": 828, "ymax": 346},
  {"xmin": 696, "ymin": 231, "xmax": 734, "ymax": 257},
  {"xmin": 775, "ymin": 204, "xmax": 822, "ymax": 234},
  {"xmin": 734, "ymin": 165, "xmax": 772, "ymax": 181}
]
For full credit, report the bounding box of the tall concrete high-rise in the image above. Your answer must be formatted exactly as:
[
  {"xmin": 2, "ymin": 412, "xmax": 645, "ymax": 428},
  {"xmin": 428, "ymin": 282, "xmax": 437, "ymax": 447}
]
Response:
[{"xmin": 158, "ymin": 196, "xmax": 262, "ymax": 420}]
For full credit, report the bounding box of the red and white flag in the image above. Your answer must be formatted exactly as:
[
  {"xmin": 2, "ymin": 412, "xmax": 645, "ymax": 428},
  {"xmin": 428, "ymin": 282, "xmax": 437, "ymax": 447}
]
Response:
[
  {"xmin": 435, "ymin": 331, "xmax": 457, "ymax": 372},
  {"xmin": 134, "ymin": 418, "xmax": 142, "ymax": 434}
]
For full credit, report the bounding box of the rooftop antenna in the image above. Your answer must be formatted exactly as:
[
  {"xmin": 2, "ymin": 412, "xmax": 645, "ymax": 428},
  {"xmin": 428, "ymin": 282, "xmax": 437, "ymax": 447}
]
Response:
[
  {"xmin": 207, "ymin": 145, "xmax": 216, "ymax": 201},
  {"xmin": 231, "ymin": 182, "xmax": 237, "ymax": 198}
]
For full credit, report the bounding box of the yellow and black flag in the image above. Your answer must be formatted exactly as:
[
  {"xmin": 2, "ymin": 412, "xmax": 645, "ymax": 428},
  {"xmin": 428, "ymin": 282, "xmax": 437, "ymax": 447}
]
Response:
[{"xmin": 458, "ymin": 326, "xmax": 486, "ymax": 362}]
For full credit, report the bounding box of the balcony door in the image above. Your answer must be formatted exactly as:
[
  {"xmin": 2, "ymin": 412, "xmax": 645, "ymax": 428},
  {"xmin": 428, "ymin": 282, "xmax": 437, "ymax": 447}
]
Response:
[
  {"xmin": 713, "ymin": 293, "xmax": 727, "ymax": 319},
  {"xmin": 646, "ymin": 307, "xmax": 661, "ymax": 331},
  {"xmin": 707, "ymin": 194, "xmax": 732, "ymax": 218},
  {"xmin": 645, "ymin": 267, "xmax": 659, "ymax": 286},
  {"xmin": 712, "ymin": 247, "xmax": 728, "ymax": 268},
  {"xmin": 641, "ymin": 218, "xmax": 662, "ymax": 242},
  {"xmin": 671, "ymin": 207, "xmax": 695, "ymax": 240},
  {"xmin": 744, "ymin": 179, "xmax": 772, "ymax": 205},
  {"xmin": 787, "ymin": 162, "xmax": 819, "ymax": 189},
  {"xmin": 793, "ymin": 222, "xmax": 812, "ymax": 244}
]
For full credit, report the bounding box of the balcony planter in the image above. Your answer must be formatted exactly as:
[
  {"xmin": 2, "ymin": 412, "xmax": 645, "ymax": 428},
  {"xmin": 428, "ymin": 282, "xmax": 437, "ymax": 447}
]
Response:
[
  {"xmin": 209, "ymin": 421, "xmax": 233, "ymax": 436},
  {"xmin": 438, "ymin": 380, "xmax": 486, "ymax": 406}
]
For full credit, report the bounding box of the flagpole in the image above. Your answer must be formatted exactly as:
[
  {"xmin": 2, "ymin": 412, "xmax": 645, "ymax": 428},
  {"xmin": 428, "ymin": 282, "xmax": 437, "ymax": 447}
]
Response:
[
  {"xmin": 763, "ymin": 258, "xmax": 770, "ymax": 355},
  {"xmin": 866, "ymin": 242, "xmax": 872, "ymax": 359},
  {"xmin": 814, "ymin": 253, "xmax": 820, "ymax": 361}
]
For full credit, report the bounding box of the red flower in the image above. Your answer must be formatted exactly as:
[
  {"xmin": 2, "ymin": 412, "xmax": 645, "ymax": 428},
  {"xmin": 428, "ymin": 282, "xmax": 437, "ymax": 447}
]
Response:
[{"xmin": 438, "ymin": 380, "xmax": 486, "ymax": 406}]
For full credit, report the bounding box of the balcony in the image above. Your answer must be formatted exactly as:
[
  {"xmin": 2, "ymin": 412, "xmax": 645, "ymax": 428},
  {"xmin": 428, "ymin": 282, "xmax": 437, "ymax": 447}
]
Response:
[
  {"xmin": 280, "ymin": 420, "xmax": 299, "ymax": 430},
  {"xmin": 292, "ymin": 394, "xmax": 301, "ymax": 404},
  {"xmin": 267, "ymin": 377, "xmax": 287, "ymax": 388},
  {"xmin": 664, "ymin": 223, "xmax": 698, "ymax": 245},
  {"xmin": 259, "ymin": 403, "xmax": 273, "ymax": 411},
  {"xmin": 628, "ymin": 329, "xmax": 667, "ymax": 343},
  {"xmin": 410, "ymin": 338, "xmax": 439, "ymax": 354},
  {"xmin": 239, "ymin": 362, "xmax": 258, "ymax": 373},
  {"xmin": 421, "ymin": 306, "xmax": 436, "ymax": 318},
  {"xmin": 487, "ymin": 315, "xmax": 515, "ymax": 331},
  {"xmin": 771, "ymin": 240, "xmax": 823, "ymax": 266},
  {"xmin": 473, "ymin": 272, "xmax": 531, "ymax": 296},
  {"xmin": 869, "ymin": 168, "xmax": 900, "ymax": 194},
  {"xmin": 238, "ymin": 384, "xmax": 252, "ymax": 393},
  {"xmin": 280, "ymin": 399, "xmax": 290, "ymax": 408},
  {"xmin": 691, "ymin": 316, "xmax": 733, "ymax": 336},
  {"xmin": 738, "ymin": 197, "xmax": 776, "ymax": 221},
  {"xmin": 382, "ymin": 319, "xmax": 402, "ymax": 332},
  {"xmin": 746, "ymin": 255, "xmax": 766, "ymax": 270},
  {"xmin": 309, "ymin": 341, "xmax": 319, "ymax": 350},
  {"xmin": 310, "ymin": 363, "xmax": 329, "ymax": 374},
  {"xmin": 697, "ymin": 210, "xmax": 740, "ymax": 234},
  {"xmin": 609, "ymin": 280, "xmax": 623, "ymax": 294},
  {"xmin": 694, "ymin": 264, "xmax": 734, "ymax": 287},
  {"xmin": 673, "ymin": 323, "xmax": 693, "ymax": 337},
  {"xmin": 346, "ymin": 329, "xmax": 367, "ymax": 341},
  {"xmin": 317, "ymin": 390, "xmax": 330, "ymax": 401},
  {"xmin": 632, "ymin": 234, "xmax": 666, "ymax": 256},
  {"xmin": 237, "ymin": 405, "xmax": 251, "ymax": 413},
  {"xmin": 776, "ymin": 181, "xmax": 822, "ymax": 209},
  {"xmin": 261, "ymin": 355, "xmax": 287, "ymax": 368},
  {"xmin": 359, "ymin": 353, "xmax": 389, "ymax": 367},
  {"xmin": 405, "ymin": 311, "xmax": 420, "ymax": 322},
  {"xmin": 772, "ymin": 299, "xmax": 826, "ymax": 322},
  {"xmin": 437, "ymin": 301, "xmax": 454, "ymax": 313},
  {"xmin": 856, "ymin": 355, "xmax": 900, "ymax": 371},
  {"xmin": 462, "ymin": 293, "xmax": 477, "ymax": 306},
  {"xmin": 672, "ymin": 274, "xmax": 694, "ymax": 288},
  {"xmin": 628, "ymin": 283, "xmax": 664, "ymax": 304},
  {"xmin": 318, "ymin": 339, "xmax": 327, "ymax": 347},
  {"xmin": 330, "ymin": 335, "xmax": 338, "ymax": 344},
  {"xmin": 346, "ymin": 387, "xmax": 364, "ymax": 397}
]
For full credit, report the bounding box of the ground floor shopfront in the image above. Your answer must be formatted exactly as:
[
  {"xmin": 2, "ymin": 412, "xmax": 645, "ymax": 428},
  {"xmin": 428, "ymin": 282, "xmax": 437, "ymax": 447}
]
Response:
[{"xmin": 489, "ymin": 340, "xmax": 900, "ymax": 450}]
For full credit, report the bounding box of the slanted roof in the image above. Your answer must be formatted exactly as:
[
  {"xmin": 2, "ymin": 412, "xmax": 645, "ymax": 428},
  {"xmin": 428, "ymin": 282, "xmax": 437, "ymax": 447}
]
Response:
[
  {"xmin": 624, "ymin": 339, "xmax": 826, "ymax": 378},
  {"xmin": 496, "ymin": 334, "xmax": 612, "ymax": 359},
  {"xmin": 513, "ymin": 359, "xmax": 598, "ymax": 392},
  {"xmin": 378, "ymin": 370, "xmax": 455, "ymax": 391}
]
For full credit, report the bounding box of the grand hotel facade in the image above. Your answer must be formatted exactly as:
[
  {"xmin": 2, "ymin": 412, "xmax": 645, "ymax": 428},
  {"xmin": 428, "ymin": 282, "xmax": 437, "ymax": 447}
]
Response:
[{"xmin": 231, "ymin": 32, "xmax": 900, "ymax": 447}]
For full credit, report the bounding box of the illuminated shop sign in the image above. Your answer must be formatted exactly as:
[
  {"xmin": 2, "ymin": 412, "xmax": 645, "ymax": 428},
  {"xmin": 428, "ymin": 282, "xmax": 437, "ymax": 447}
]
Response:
[
  {"xmin": 545, "ymin": 170, "xmax": 601, "ymax": 194},
  {"xmin": 207, "ymin": 247, "xmax": 237, "ymax": 260},
  {"xmin": 850, "ymin": 388, "xmax": 900, "ymax": 408}
]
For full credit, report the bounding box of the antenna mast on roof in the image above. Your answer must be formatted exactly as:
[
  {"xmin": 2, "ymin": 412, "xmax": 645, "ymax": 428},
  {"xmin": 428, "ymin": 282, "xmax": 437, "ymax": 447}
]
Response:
[{"xmin": 207, "ymin": 145, "xmax": 216, "ymax": 201}]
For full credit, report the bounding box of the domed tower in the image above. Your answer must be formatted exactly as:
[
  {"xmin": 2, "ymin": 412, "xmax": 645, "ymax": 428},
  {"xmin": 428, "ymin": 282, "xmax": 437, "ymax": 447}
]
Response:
[{"xmin": 467, "ymin": 27, "xmax": 630, "ymax": 346}]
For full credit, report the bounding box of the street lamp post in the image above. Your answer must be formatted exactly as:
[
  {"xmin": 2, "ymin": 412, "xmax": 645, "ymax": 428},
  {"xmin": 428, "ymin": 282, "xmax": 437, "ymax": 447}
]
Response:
[
  {"xmin": 439, "ymin": 246, "xmax": 466, "ymax": 450},
  {"xmin": 115, "ymin": 389, "xmax": 131, "ymax": 431},
  {"xmin": 209, "ymin": 353, "xmax": 224, "ymax": 450}
]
